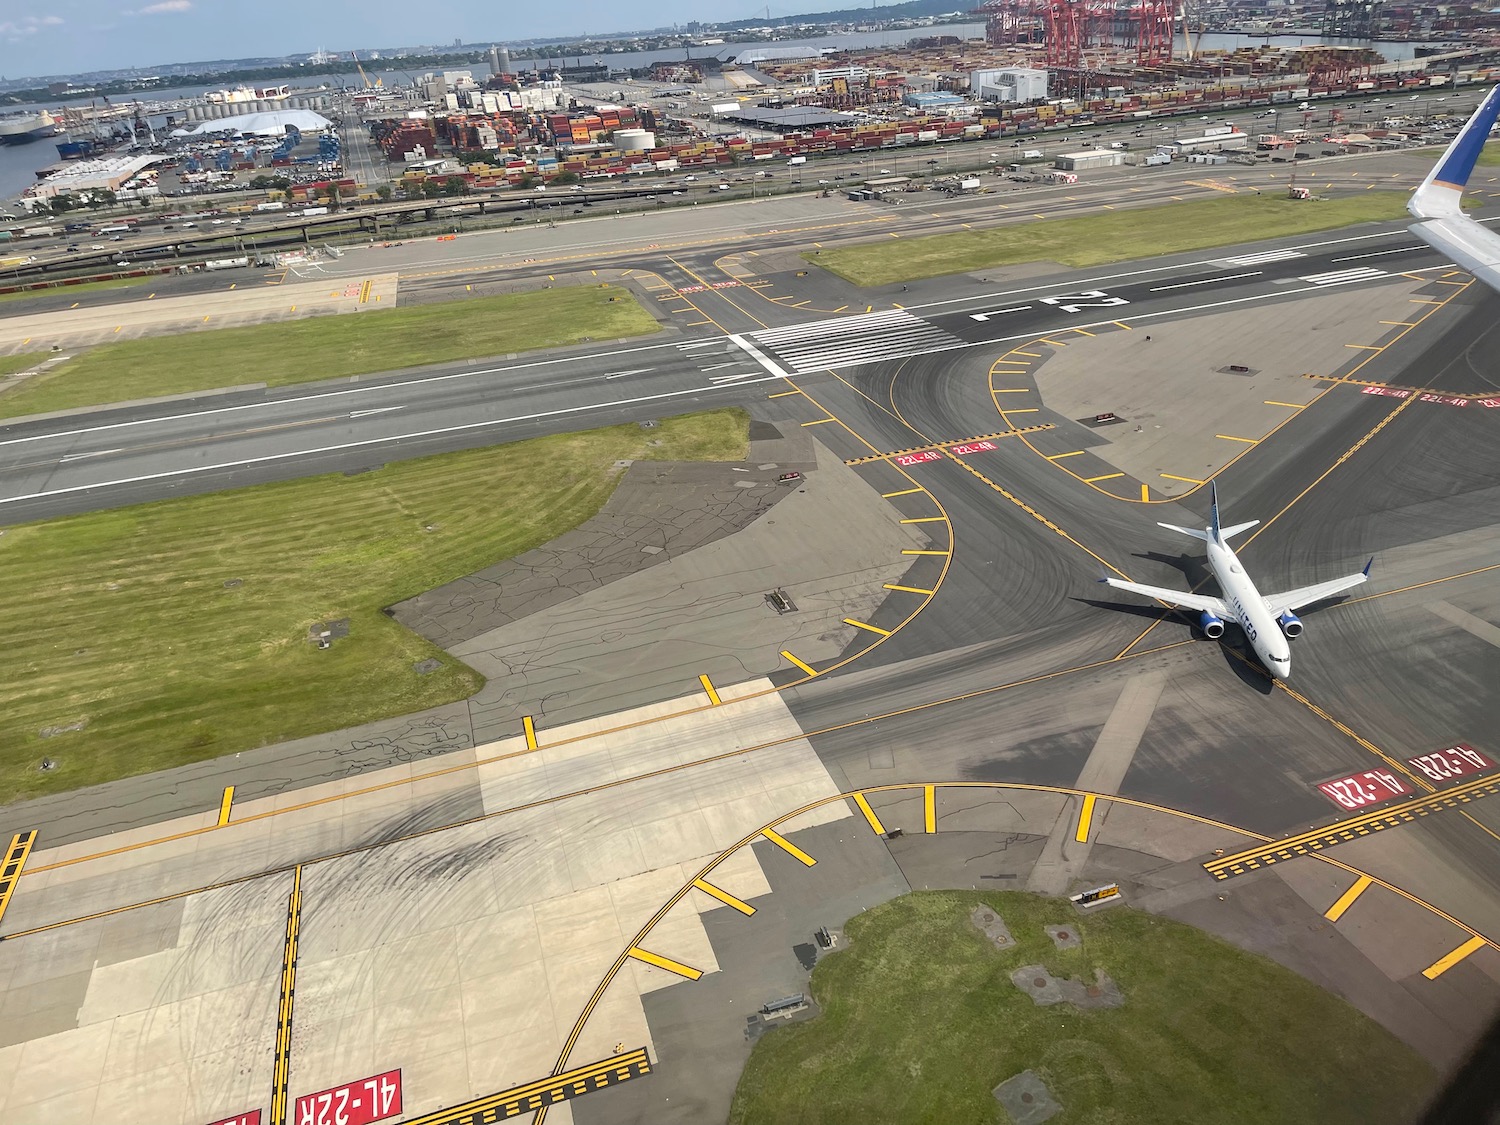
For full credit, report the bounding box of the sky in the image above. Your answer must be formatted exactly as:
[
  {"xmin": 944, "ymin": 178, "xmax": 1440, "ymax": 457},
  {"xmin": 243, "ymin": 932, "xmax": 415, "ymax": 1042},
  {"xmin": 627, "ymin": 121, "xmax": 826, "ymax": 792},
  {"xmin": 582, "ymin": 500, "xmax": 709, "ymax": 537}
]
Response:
[{"xmin": 1, "ymin": 0, "xmax": 836, "ymax": 79}]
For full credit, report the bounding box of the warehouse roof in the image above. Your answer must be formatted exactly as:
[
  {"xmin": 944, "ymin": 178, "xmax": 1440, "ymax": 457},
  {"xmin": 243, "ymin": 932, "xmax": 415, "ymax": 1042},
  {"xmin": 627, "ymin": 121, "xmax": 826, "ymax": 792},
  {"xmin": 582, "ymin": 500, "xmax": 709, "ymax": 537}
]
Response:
[{"xmin": 714, "ymin": 105, "xmax": 857, "ymax": 129}]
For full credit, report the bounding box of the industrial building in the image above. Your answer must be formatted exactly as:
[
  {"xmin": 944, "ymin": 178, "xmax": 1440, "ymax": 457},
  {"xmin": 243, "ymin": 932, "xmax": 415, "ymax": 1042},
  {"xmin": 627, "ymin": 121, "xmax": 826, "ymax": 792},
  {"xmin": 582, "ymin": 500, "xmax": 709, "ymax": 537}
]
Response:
[
  {"xmin": 902, "ymin": 92, "xmax": 968, "ymax": 111},
  {"xmin": 807, "ymin": 66, "xmax": 885, "ymax": 87},
  {"xmin": 1162, "ymin": 129, "xmax": 1251, "ymax": 154},
  {"xmin": 1053, "ymin": 148, "xmax": 1126, "ymax": 171},
  {"xmin": 969, "ymin": 67, "xmax": 1049, "ymax": 103},
  {"xmin": 27, "ymin": 153, "xmax": 167, "ymax": 200},
  {"xmin": 712, "ymin": 105, "xmax": 859, "ymax": 130}
]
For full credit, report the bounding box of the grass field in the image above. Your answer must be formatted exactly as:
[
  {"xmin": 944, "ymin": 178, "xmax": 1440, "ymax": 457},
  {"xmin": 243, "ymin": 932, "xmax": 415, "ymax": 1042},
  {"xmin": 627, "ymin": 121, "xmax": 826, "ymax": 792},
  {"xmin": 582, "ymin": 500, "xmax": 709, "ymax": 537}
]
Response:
[
  {"xmin": 1478, "ymin": 140, "xmax": 1500, "ymax": 166},
  {"xmin": 810, "ymin": 192, "xmax": 1412, "ymax": 287},
  {"xmin": 0, "ymin": 284, "xmax": 659, "ymax": 420},
  {"xmin": 0, "ymin": 408, "xmax": 747, "ymax": 802},
  {"xmin": 0, "ymin": 276, "xmax": 151, "ymax": 305},
  {"xmin": 729, "ymin": 890, "xmax": 1434, "ymax": 1125},
  {"xmin": 0, "ymin": 354, "xmax": 41, "ymax": 378}
]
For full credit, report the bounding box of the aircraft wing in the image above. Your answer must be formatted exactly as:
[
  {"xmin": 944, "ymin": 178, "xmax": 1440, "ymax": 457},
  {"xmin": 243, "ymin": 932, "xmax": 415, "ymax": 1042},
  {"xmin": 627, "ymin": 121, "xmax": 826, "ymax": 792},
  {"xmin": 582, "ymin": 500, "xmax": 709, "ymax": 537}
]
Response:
[
  {"xmin": 1406, "ymin": 217, "xmax": 1500, "ymax": 293},
  {"xmin": 1262, "ymin": 572, "xmax": 1368, "ymax": 616},
  {"xmin": 1409, "ymin": 84, "xmax": 1500, "ymax": 293},
  {"xmin": 1101, "ymin": 577, "xmax": 1227, "ymax": 616}
]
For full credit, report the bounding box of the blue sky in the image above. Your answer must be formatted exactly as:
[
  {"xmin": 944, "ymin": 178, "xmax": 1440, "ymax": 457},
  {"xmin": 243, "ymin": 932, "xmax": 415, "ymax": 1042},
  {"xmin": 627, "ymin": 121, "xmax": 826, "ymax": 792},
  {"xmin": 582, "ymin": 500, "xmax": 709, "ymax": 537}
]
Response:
[{"xmin": 1, "ymin": 0, "xmax": 828, "ymax": 79}]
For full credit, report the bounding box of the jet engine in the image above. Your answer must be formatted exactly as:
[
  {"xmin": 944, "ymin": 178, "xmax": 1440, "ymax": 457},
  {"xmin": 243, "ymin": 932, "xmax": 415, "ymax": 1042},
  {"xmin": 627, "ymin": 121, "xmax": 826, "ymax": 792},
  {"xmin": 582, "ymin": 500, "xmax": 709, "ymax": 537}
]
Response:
[
  {"xmin": 1199, "ymin": 611, "xmax": 1225, "ymax": 639},
  {"xmin": 1278, "ymin": 610, "xmax": 1303, "ymax": 639}
]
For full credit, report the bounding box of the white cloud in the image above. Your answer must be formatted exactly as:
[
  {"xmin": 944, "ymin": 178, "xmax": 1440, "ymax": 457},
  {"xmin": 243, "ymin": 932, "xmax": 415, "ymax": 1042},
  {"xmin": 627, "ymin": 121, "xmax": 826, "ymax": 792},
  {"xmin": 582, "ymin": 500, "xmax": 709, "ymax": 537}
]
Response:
[
  {"xmin": 0, "ymin": 15, "xmax": 64, "ymax": 34},
  {"xmin": 136, "ymin": 0, "xmax": 192, "ymax": 12}
]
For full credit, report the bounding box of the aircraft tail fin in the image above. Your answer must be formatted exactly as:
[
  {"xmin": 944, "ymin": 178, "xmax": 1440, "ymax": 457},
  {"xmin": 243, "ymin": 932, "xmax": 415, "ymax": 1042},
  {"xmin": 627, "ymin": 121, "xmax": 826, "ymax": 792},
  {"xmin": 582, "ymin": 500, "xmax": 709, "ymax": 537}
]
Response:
[{"xmin": 1157, "ymin": 484, "xmax": 1256, "ymax": 544}]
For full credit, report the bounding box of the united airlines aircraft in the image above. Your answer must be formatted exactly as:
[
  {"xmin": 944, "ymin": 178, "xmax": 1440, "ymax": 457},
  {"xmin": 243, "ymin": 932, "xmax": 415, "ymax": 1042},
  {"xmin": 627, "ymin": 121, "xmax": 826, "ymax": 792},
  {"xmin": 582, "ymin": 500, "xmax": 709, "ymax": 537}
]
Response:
[
  {"xmin": 1100, "ymin": 484, "xmax": 1371, "ymax": 680},
  {"xmin": 1408, "ymin": 83, "xmax": 1500, "ymax": 293}
]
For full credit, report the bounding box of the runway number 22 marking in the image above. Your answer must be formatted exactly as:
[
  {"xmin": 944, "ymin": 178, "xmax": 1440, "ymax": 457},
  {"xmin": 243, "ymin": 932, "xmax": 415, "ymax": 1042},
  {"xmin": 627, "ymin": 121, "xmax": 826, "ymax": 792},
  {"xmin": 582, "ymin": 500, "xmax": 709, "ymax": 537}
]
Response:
[{"xmin": 1039, "ymin": 290, "xmax": 1129, "ymax": 313}]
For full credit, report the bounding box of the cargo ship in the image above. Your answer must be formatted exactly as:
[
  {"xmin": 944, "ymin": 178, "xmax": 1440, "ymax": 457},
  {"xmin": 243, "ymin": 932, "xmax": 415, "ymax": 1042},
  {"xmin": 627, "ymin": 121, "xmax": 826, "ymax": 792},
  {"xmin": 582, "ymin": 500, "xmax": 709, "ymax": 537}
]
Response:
[{"xmin": 0, "ymin": 111, "xmax": 59, "ymax": 145}]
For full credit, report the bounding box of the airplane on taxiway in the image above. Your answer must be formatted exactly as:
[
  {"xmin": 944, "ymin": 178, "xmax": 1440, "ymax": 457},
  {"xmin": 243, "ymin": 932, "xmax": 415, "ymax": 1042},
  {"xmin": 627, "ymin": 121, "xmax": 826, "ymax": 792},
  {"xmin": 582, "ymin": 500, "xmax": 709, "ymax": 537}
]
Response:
[
  {"xmin": 1099, "ymin": 483, "xmax": 1372, "ymax": 680},
  {"xmin": 1408, "ymin": 82, "xmax": 1500, "ymax": 293}
]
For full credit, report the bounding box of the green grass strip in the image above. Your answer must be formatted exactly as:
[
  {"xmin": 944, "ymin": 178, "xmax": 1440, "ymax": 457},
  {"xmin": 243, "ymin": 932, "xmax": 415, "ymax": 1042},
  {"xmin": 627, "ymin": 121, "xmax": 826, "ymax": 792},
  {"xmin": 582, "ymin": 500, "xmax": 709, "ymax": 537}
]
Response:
[
  {"xmin": 0, "ymin": 354, "xmax": 43, "ymax": 378},
  {"xmin": 0, "ymin": 284, "xmax": 660, "ymax": 419},
  {"xmin": 0, "ymin": 408, "xmax": 747, "ymax": 801},
  {"xmin": 731, "ymin": 889, "xmax": 1434, "ymax": 1125},
  {"xmin": 810, "ymin": 192, "xmax": 1413, "ymax": 287},
  {"xmin": 0, "ymin": 276, "xmax": 152, "ymax": 305}
]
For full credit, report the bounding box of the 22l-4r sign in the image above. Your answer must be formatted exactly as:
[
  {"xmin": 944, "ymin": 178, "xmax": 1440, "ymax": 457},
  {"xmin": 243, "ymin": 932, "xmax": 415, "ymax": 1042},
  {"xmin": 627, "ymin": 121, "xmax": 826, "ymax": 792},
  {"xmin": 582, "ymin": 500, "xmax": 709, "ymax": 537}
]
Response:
[{"xmin": 296, "ymin": 1069, "xmax": 402, "ymax": 1125}]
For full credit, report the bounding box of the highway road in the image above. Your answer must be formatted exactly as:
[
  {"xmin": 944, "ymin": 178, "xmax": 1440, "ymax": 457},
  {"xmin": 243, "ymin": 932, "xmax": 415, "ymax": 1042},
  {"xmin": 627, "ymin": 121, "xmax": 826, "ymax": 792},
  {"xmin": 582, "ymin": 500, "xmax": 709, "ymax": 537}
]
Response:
[{"xmin": 0, "ymin": 221, "xmax": 1468, "ymax": 523}]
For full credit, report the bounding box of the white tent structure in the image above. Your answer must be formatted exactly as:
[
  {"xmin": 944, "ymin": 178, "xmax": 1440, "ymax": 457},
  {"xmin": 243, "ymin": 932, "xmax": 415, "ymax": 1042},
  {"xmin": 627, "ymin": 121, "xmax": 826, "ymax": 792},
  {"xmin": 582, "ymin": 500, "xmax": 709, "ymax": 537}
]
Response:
[{"xmin": 179, "ymin": 109, "xmax": 333, "ymax": 136}]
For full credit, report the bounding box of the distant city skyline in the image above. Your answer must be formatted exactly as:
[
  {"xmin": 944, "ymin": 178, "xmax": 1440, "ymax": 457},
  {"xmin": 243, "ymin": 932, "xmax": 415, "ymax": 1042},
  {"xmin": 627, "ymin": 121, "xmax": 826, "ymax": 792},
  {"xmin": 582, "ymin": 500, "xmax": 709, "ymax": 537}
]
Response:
[{"xmin": 1, "ymin": 0, "xmax": 845, "ymax": 80}]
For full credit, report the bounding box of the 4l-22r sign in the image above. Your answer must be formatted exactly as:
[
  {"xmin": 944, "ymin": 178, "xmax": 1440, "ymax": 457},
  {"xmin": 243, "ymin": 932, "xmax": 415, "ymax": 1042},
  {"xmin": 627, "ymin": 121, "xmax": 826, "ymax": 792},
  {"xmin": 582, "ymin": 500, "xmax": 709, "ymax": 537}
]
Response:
[{"xmin": 296, "ymin": 1069, "xmax": 402, "ymax": 1125}]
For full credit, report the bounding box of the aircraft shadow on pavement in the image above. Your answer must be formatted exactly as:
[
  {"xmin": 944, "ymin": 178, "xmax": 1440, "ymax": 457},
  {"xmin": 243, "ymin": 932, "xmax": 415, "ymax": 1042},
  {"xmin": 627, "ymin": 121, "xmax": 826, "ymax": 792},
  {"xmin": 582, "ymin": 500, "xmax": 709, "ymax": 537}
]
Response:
[
  {"xmin": 1075, "ymin": 596, "xmax": 1276, "ymax": 697},
  {"xmin": 1135, "ymin": 550, "xmax": 1214, "ymax": 588}
]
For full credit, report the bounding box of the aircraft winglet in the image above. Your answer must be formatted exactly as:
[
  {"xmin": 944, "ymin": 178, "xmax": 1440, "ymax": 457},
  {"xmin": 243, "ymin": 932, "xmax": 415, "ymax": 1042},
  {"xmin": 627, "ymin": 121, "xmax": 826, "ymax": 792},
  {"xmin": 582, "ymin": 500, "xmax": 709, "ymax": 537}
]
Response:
[
  {"xmin": 1411, "ymin": 85, "xmax": 1500, "ymax": 222},
  {"xmin": 1362, "ymin": 556, "xmax": 1374, "ymax": 577}
]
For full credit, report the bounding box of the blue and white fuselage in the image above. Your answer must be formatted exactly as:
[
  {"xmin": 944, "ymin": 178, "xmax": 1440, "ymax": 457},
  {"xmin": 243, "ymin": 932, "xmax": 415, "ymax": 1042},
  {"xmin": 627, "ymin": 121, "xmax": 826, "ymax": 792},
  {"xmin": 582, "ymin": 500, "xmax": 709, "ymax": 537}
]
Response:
[
  {"xmin": 1201, "ymin": 531, "xmax": 1291, "ymax": 677},
  {"xmin": 1101, "ymin": 484, "xmax": 1371, "ymax": 681}
]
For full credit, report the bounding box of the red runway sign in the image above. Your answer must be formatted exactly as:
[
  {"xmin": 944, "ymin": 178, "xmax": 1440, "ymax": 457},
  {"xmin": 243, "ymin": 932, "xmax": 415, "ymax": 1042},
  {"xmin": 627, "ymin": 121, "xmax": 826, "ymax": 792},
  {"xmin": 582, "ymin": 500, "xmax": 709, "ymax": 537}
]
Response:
[
  {"xmin": 949, "ymin": 440, "xmax": 998, "ymax": 456},
  {"xmin": 296, "ymin": 1069, "xmax": 402, "ymax": 1125},
  {"xmin": 1361, "ymin": 386, "xmax": 1410, "ymax": 399},
  {"xmin": 894, "ymin": 450, "xmax": 942, "ymax": 466},
  {"xmin": 1315, "ymin": 769, "xmax": 1412, "ymax": 811},
  {"xmin": 1406, "ymin": 743, "xmax": 1494, "ymax": 784},
  {"xmin": 206, "ymin": 1112, "xmax": 261, "ymax": 1125},
  {"xmin": 1419, "ymin": 392, "xmax": 1468, "ymax": 407}
]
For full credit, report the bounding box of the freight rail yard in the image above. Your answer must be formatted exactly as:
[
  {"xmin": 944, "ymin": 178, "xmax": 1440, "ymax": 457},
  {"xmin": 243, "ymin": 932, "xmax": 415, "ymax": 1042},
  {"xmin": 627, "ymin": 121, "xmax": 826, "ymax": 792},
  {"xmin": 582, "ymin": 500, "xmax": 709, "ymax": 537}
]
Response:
[{"xmin": 1, "ymin": 11, "xmax": 1499, "ymax": 1125}]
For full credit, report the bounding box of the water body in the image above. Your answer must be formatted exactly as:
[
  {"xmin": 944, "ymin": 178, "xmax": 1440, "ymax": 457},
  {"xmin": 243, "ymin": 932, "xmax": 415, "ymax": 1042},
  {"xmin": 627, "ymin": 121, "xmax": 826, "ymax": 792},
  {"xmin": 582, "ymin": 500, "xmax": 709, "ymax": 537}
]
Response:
[{"xmin": 0, "ymin": 24, "xmax": 1439, "ymax": 205}]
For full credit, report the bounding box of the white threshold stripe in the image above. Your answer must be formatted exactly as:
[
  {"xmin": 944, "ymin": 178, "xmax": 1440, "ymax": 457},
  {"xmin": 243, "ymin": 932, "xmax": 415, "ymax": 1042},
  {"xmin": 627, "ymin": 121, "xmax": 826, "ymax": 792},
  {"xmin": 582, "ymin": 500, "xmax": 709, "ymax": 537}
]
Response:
[
  {"xmin": 781, "ymin": 338, "xmax": 962, "ymax": 366},
  {"xmin": 752, "ymin": 315, "xmax": 914, "ymax": 344},
  {"xmin": 785, "ymin": 339, "xmax": 974, "ymax": 372},
  {"xmin": 777, "ymin": 327, "xmax": 955, "ymax": 351},
  {"xmin": 0, "ymin": 375, "xmax": 779, "ymax": 506},
  {"xmin": 1148, "ymin": 271, "xmax": 1262, "ymax": 292}
]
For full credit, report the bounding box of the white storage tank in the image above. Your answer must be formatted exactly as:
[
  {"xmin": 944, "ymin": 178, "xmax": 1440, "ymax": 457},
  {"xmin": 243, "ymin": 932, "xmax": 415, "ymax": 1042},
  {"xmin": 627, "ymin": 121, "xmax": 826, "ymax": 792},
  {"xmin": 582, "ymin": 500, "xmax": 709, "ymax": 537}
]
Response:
[{"xmin": 614, "ymin": 128, "xmax": 656, "ymax": 152}]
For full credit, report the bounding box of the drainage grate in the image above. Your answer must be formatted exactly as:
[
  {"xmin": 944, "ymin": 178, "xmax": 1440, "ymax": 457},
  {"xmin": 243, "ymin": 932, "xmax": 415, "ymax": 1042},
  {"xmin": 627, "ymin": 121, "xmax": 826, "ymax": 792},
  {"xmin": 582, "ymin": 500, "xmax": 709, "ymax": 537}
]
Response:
[{"xmin": 765, "ymin": 588, "xmax": 798, "ymax": 615}]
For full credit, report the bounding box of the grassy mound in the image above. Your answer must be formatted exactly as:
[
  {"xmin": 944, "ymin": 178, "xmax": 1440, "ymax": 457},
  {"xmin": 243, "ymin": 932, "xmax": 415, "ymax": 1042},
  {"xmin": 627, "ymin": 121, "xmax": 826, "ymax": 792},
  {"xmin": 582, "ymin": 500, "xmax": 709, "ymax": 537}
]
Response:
[{"xmin": 730, "ymin": 890, "xmax": 1433, "ymax": 1125}]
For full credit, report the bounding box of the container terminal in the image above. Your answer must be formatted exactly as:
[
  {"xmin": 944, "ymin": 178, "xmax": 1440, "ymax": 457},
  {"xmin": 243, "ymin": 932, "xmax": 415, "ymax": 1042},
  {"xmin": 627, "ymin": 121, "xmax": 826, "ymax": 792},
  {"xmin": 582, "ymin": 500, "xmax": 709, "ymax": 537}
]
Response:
[{"xmin": 4, "ymin": 22, "xmax": 1500, "ymax": 276}]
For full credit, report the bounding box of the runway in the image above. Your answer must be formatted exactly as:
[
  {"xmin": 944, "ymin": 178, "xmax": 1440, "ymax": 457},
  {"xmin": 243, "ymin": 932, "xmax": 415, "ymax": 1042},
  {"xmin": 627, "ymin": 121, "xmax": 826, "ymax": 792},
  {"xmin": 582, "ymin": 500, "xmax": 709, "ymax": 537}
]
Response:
[
  {"xmin": 0, "ymin": 221, "xmax": 1475, "ymax": 523},
  {"xmin": 0, "ymin": 182, "xmax": 1497, "ymax": 1123}
]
